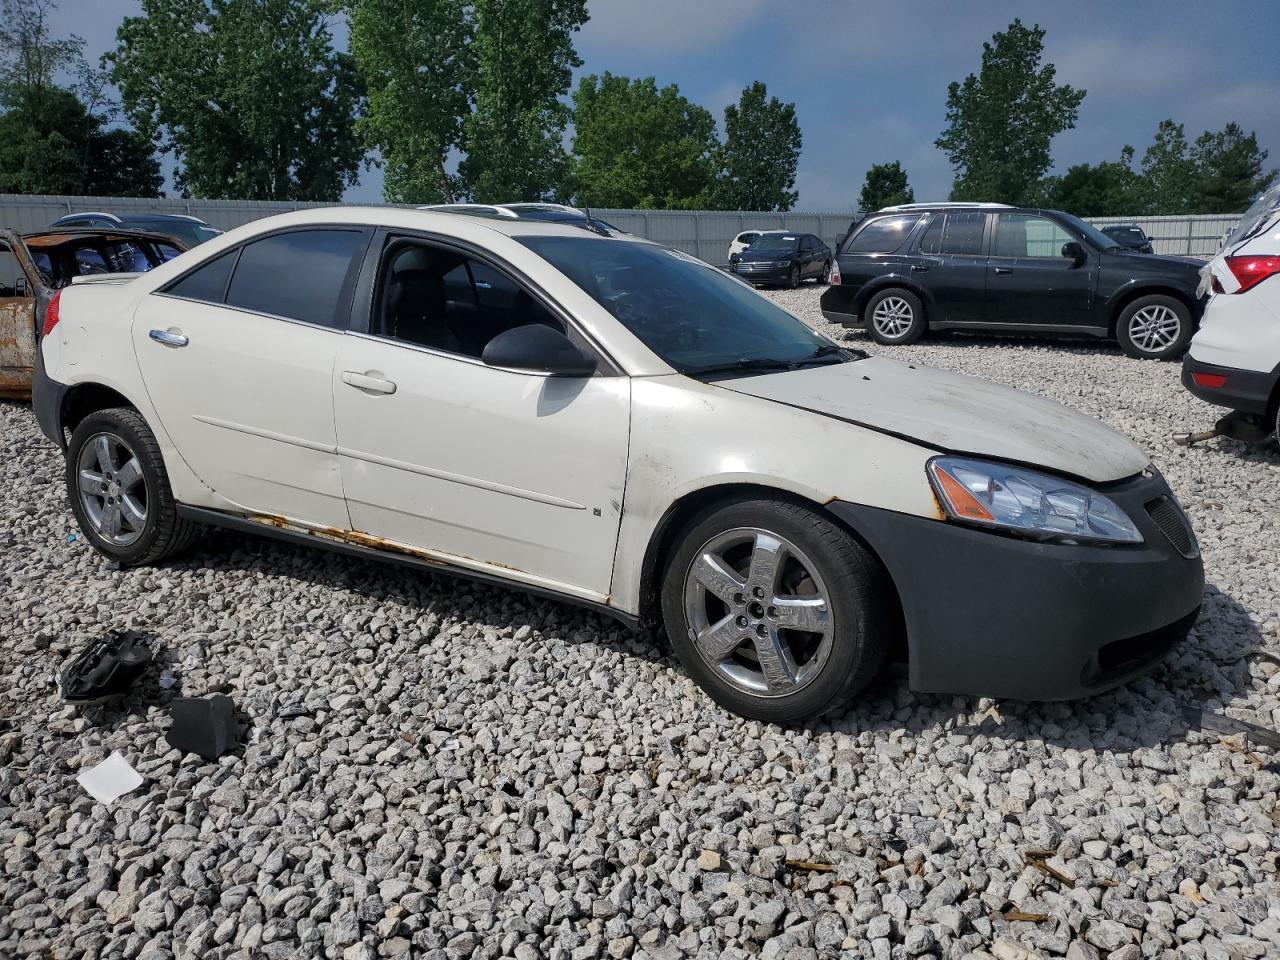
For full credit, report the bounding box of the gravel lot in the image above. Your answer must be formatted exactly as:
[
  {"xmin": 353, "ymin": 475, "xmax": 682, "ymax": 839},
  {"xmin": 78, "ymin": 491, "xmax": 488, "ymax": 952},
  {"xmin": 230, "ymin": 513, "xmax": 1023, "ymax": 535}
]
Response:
[{"xmin": 2, "ymin": 285, "xmax": 1278, "ymax": 960}]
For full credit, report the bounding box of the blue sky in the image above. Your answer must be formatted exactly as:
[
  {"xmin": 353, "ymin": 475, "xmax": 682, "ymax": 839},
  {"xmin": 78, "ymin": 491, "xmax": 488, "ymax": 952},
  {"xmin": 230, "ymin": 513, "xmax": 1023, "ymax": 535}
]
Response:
[{"xmin": 60, "ymin": 1, "xmax": 1280, "ymax": 212}]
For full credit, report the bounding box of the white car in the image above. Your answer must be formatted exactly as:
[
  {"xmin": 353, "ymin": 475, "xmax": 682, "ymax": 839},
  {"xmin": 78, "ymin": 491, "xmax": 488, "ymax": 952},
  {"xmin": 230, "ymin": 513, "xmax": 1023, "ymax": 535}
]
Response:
[
  {"xmin": 34, "ymin": 207, "xmax": 1204, "ymax": 722},
  {"xmin": 1182, "ymin": 183, "xmax": 1280, "ymax": 444},
  {"xmin": 728, "ymin": 229, "xmax": 786, "ymax": 260}
]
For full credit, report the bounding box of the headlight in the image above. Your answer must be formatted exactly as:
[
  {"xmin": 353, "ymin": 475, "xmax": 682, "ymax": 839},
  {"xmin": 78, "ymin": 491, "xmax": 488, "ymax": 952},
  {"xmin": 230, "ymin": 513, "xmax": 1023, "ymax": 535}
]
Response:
[{"xmin": 928, "ymin": 457, "xmax": 1143, "ymax": 544}]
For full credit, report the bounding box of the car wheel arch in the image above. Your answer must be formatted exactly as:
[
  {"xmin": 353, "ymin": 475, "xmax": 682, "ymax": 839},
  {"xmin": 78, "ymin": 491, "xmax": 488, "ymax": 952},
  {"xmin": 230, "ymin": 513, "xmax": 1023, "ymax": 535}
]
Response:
[
  {"xmin": 855, "ymin": 278, "xmax": 932, "ymax": 320},
  {"xmin": 1106, "ymin": 285, "xmax": 1198, "ymax": 336},
  {"xmin": 61, "ymin": 382, "xmax": 140, "ymax": 440},
  {"xmin": 635, "ymin": 482, "xmax": 907, "ymax": 661}
]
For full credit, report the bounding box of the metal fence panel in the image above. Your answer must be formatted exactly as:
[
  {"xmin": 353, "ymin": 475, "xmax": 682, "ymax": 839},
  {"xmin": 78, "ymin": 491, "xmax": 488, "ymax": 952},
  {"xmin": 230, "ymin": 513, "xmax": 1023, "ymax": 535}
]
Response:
[{"xmin": 0, "ymin": 194, "xmax": 1242, "ymax": 261}]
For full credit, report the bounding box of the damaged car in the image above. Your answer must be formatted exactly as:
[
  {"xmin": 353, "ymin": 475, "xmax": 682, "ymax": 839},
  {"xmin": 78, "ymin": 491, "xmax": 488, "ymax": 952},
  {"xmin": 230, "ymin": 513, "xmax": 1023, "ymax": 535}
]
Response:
[
  {"xmin": 34, "ymin": 208, "xmax": 1204, "ymax": 722},
  {"xmin": 0, "ymin": 228, "xmax": 186, "ymax": 398}
]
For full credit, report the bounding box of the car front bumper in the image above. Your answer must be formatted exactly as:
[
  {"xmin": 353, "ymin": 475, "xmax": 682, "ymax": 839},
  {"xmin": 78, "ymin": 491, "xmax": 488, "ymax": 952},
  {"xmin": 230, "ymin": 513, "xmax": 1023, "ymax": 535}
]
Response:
[
  {"xmin": 1182, "ymin": 353, "xmax": 1278, "ymax": 416},
  {"xmin": 730, "ymin": 262, "xmax": 792, "ymax": 284},
  {"xmin": 828, "ymin": 470, "xmax": 1204, "ymax": 701}
]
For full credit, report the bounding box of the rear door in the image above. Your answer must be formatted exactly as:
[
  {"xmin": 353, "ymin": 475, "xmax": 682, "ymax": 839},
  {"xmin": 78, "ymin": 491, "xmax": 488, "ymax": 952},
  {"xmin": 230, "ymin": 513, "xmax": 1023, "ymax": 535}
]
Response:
[
  {"xmin": 0, "ymin": 241, "xmax": 37, "ymax": 396},
  {"xmin": 925, "ymin": 211, "xmax": 989, "ymax": 323},
  {"xmin": 133, "ymin": 227, "xmax": 370, "ymax": 526},
  {"xmin": 986, "ymin": 212, "xmax": 1093, "ymax": 326}
]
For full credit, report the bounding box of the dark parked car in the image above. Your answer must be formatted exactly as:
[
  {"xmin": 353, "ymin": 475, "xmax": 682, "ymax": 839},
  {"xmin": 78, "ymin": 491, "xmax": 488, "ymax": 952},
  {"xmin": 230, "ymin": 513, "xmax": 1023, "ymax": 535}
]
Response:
[
  {"xmin": 1100, "ymin": 224, "xmax": 1155, "ymax": 254},
  {"xmin": 49, "ymin": 212, "xmax": 222, "ymax": 248},
  {"xmin": 729, "ymin": 232, "xmax": 831, "ymax": 288},
  {"xmin": 820, "ymin": 203, "xmax": 1204, "ymax": 360}
]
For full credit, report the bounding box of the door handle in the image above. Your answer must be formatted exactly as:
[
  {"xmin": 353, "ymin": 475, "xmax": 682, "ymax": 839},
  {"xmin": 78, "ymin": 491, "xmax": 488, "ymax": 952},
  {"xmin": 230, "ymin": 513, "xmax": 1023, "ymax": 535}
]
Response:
[
  {"xmin": 993, "ymin": 267, "xmax": 1013, "ymax": 275},
  {"xmin": 149, "ymin": 328, "xmax": 188, "ymax": 347},
  {"xmin": 341, "ymin": 371, "xmax": 397, "ymax": 395},
  {"xmin": 910, "ymin": 264, "xmax": 929, "ymax": 272}
]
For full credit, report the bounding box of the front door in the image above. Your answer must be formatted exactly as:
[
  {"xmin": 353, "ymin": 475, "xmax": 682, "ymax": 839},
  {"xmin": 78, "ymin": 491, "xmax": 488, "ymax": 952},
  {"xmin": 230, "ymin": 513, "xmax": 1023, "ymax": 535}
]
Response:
[
  {"xmin": 332, "ymin": 237, "xmax": 630, "ymax": 601},
  {"xmin": 987, "ymin": 213, "xmax": 1094, "ymax": 327},
  {"xmin": 132, "ymin": 228, "xmax": 370, "ymax": 526}
]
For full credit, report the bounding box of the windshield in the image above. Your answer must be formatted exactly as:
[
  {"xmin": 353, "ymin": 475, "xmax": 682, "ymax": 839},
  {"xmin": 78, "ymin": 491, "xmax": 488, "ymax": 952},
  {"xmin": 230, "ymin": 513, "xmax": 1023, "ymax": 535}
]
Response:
[
  {"xmin": 519, "ymin": 237, "xmax": 839, "ymax": 373},
  {"xmin": 1225, "ymin": 183, "xmax": 1280, "ymax": 250},
  {"xmin": 129, "ymin": 219, "xmax": 220, "ymax": 247},
  {"xmin": 1057, "ymin": 212, "xmax": 1119, "ymax": 250},
  {"xmin": 746, "ymin": 235, "xmax": 798, "ymax": 253}
]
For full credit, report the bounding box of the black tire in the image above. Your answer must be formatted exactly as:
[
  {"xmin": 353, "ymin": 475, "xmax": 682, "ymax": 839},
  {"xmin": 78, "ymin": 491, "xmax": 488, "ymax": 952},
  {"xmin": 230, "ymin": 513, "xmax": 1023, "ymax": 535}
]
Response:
[
  {"xmin": 66, "ymin": 407, "xmax": 201, "ymax": 566},
  {"xmin": 660, "ymin": 497, "xmax": 890, "ymax": 723},
  {"xmin": 821, "ymin": 259, "xmax": 832, "ymax": 284},
  {"xmin": 1115, "ymin": 294, "xmax": 1193, "ymax": 361},
  {"xmin": 864, "ymin": 288, "xmax": 927, "ymax": 345},
  {"xmin": 787, "ymin": 265, "xmax": 800, "ymax": 289}
]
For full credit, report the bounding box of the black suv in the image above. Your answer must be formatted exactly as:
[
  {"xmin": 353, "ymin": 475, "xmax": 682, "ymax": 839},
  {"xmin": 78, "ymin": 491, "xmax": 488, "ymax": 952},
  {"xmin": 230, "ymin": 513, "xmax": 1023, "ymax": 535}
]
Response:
[
  {"xmin": 730, "ymin": 232, "xmax": 831, "ymax": 288},
  {"xmin": 820, "ymin": 203, "xmax": 1204, "ymax": 360}
]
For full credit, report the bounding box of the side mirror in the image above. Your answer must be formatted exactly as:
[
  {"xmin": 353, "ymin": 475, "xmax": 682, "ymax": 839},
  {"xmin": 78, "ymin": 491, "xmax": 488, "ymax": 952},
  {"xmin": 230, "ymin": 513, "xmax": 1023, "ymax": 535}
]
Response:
[
  {"xmin": 13, "ymin": 275, "xmax": 28, "ymax": 298},
  {"xmin": 1061, "ymin": 241, "xmax": 1086, "ymax": 265},
  {"xmin": 482, "ymin": 324, "xmax": 596, "ymax": 377}
]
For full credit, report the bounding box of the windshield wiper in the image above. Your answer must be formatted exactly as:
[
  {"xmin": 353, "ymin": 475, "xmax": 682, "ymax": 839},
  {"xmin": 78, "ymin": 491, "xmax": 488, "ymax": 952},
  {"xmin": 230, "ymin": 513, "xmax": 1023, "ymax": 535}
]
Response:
[{"xmin": 683, "ymin": 345, "xmax": 860, "ymax": 378}]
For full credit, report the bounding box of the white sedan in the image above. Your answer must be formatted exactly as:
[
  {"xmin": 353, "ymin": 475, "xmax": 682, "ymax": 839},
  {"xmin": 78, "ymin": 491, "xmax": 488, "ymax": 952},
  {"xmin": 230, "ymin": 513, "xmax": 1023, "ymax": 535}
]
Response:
[{"xmin": 34, "ymin": 207, "xmax": 1204, "ymax": 722}]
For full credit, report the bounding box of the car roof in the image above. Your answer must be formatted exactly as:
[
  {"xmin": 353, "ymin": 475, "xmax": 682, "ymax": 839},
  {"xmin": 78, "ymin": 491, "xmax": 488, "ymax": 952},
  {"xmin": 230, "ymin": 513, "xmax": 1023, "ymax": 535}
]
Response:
[
  {"xmin": 878, "ymin": 202, "xmax": 1014, "ymax": 212},
  {"xmin": 23, "ymin": 227, "xmax": 190, "ymax": 249}
]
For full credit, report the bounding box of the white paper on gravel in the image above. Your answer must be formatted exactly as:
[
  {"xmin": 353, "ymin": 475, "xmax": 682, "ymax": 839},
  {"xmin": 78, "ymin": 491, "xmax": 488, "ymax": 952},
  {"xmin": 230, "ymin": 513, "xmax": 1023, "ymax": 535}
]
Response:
[{"xmin": 76, "ymin": 751, "xmax": 143, "ymax": 805}]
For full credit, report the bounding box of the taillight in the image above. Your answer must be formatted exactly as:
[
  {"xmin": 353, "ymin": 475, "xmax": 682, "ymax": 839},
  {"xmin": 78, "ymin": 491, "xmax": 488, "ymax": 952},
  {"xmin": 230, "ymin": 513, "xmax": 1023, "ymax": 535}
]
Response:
[
  {"xmin": 829, "ymin": 263, "xmax": 841, "ymax": 285},
  {"xmin": 1224, "ymin": 255, "xmax": 1280, "ymax": 293},
  {"xmin": 41, "ymin": 289, "xmax": 63, "ymax": 337},
  {"xmin": 1211, "ymin": 275, "xmax": 1224, "ymax": 294}
]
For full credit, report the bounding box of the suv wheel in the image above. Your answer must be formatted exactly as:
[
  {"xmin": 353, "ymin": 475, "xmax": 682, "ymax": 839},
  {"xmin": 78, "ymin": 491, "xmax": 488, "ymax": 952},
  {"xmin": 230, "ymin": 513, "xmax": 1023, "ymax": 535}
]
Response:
[
  {"xmin": 67, "ymin": 407, "xmax": 201, "ymax": 565},
  {"xmin": 661, "ymin": 497, "xmax": 890, "ymax": 723},
  {"xmin": 865, "ymin": 288, "xmax": 926, "ymax": 345},
  {"xmin": 1116, "ymin": 295, "xmax": 1192, "ymax": 360}
]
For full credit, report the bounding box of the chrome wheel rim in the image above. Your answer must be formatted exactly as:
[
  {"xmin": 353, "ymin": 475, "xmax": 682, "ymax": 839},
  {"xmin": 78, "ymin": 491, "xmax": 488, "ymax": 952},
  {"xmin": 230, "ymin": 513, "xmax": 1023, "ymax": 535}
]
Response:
[
  {"xmin": 77, "ymin": 432, "xmax": 147, "ymax": 546},
  {"xmin": 871, "ymin": 296, "xmax": 913, "ymax": 338},
  {"xmin": 683, "ymin": 527, "xmax": 834, "ymax": 698},
  {"xmin": 1128, "ymin": 305, "xmax": 1181, "ymax": 353}
]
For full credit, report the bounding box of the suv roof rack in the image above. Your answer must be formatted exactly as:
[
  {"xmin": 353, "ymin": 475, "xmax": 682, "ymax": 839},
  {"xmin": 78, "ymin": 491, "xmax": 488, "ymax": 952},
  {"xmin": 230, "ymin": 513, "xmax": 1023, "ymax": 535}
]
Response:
[
  {"xmin": 418, "ymin": 203, "xmax": 521, "ymax": 219},
  {"xmin": 500, "ymin": 202, "xmax": 582, "ymax": 214},
  {"xmin": 878, "ymin": 202, "xmax": 1014, "ymax": 212}
]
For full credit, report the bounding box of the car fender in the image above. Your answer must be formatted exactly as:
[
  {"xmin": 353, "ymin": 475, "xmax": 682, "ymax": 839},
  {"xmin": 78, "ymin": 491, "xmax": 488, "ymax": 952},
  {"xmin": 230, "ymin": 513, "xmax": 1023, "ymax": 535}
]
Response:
[
  {"xmin": 610, "ymin": 374, "xmax": 939, "ymax": 614},
  {"xmin": 1100, "ymin": 278, "xmax": 1202, "ymax": 328},
  {"xmin": 854, "ymin": 272, "xmax": 935, "ymax": 318}
]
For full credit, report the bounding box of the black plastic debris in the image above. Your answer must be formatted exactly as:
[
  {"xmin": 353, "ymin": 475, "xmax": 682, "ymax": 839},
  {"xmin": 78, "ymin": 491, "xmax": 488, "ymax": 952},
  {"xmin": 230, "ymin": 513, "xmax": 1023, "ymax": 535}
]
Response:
[
  {"xmin": 1183, "ymin": 704, "xmax": 1280, "ymax": 751},
  {"xmin": 166, "ymin": 695, "xmax": 238, "ymax": 761},
  {"xmin": 57, "ymin": 630, "xmax": 154, "ymax": 703}
]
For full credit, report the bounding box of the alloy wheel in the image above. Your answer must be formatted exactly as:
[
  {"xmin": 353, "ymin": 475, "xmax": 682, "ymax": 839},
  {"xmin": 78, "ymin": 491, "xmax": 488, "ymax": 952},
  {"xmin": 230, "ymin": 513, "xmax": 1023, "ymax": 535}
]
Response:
[
  {"xmin": 76, "ymin": 432, "xmax": 148, "ymax": 546},
  {"xmin": 1127, "ymin": 304, "xmax": 1182, "ymax": 354},
  {"xmin": 683, "ymin": 527, "xmax": 834, "ymax": 698},
  {"xmin": 871, "ymin": 296, "xmax": 914, "ymax": 339}
]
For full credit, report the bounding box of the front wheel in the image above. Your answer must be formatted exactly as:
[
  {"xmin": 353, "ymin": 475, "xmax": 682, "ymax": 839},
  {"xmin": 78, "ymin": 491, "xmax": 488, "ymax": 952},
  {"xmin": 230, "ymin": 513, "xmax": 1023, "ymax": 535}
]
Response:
[
  {"xmin": 821, "ymin": 259, "xmax": 832, "ymax": 284},
  {"xmin": 1116, "ymin": 295, "xmax": 1192, "ymax": 360},
  {"xmin": 66, "ymin": 407, "xmax": 201, "ymax": 565},
  {"xmin": 661, "ymin": 497, "xmax": 890, "ymax": 723},
  {"xmin": 787, "ymin": 265, "xmax": 800, "ymax": 289}
]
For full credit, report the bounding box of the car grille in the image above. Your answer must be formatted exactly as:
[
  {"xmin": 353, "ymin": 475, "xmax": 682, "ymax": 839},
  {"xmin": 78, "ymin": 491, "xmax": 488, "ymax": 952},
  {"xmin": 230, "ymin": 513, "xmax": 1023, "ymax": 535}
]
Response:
[{"xmin": 1145, "ymin": 497, "xmax": 1198, "ymax": 558}]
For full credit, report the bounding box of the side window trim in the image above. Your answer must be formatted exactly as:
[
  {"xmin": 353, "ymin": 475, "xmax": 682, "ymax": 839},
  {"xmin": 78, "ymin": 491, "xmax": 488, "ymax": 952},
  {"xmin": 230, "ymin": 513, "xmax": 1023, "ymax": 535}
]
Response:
[{"xmin": 348, "ymin": 228, "xmax": 624, "ymax": 377}]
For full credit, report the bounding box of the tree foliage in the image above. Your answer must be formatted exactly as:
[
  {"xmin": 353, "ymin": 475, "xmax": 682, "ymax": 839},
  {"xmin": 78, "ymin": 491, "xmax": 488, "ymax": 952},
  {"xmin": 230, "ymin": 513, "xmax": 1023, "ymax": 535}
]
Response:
[
  {"xmin": 0, "ymin": 0, "xmax": 160, "ymax": 196},
  {"xmin": 569, "ymin": 73, "xmax": 718, "ymax": 210},
  {"xmin": 1138, "ymin": 120, "xmax": 1197, "ymax": 215},
  {"xmin": 858, "ymin": 161, "xmax": 914, "ymax": 212},
  {"xmin": 458, "ymin": 0, "xmax": 587, "ymax": 203},
  {"xmin": 346, "ymin": 0, "xmax": 470, "ymax": 204},
  {"xmin": 713, "ymin": 81, "xmax": 801, "ymax": 211},
  {"xmin": 1190, "ymin": 122, "xmax": 1277, "ymax": 214},
  {"xmin": 109, "ymin": 0, "xmax": 363, "ymax": 201},
  {"xmin": 1040, "ymin": 146, "xmax": 1142, "ymax": 216},
  {"xmin": 937, "ymin": 19, "xmax": 1085, "ymax": 205}
]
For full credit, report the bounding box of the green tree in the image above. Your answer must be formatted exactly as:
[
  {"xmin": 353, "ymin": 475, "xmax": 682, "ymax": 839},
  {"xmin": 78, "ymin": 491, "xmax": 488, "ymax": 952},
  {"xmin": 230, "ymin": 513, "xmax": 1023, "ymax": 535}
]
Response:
[
  {"xmin": 459, "ymin": 0, "xmax": 587, "ymax": 203},
  {"xmin": 108, "ymin": 0, "xmax": 363, "ymax": 201},
  {"xmin": 569, "ymin": 73, "xmax": 718, "ymax": 209},
  {"xmin": 346, "ymin": 0, "xmax": 470, "ymax": 203},
  {"xmin": 1139, "ymin": 119, "xmax": 1197, "ymax": 214},
  {"xmin": 713, "ymin": 81, "xmax": 801, "ymax": 211},
  {"xmin": 1190, "ymin": 122, "xmax": 1277, "ymax": 214},
  {"xmin": 1043, "ymin": 146, "xmax": 1142, "ymax": 216},
  {"xmin": 858, "ymin": 161, "xmax": 914, "ymax": 212},
  {"xmin": 936, "ymin": 19, "xmax": 1085, "ymax": 204}
]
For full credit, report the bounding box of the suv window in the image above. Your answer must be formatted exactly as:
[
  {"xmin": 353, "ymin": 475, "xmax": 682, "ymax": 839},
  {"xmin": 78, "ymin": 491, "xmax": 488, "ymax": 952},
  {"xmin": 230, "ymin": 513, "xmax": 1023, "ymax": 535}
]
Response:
[
  {"xmin": 0, "ymin": 247, "xmax": 29, "ymax": 298},
  {"xmin": 995, "ymin": 213, "xmax": 1074, "ymax": 258},
  {"xmin": 374, "ymin": 240, "xmax": 563, "ymax": 359},
  {"xmin": 166, "ymin": 249, "xmax": 238, "ymax": 303},
  {"xmin": 737, "ymin": 232, "xmax": 759, "ymax": 245},
  {"xmin": 917, "ymin": 215, "xmax": 943, "ymax": 255},
  {"xmin": 225, "ymin": 229, "xmax": 366, "ymax": 328},
  {"xmin": 843, "ymin": 214, "xmax": 922, "ymax": 254},
  {"xmin": 939, "ymin": 212, "xmax": 986, "ymax": 256}
]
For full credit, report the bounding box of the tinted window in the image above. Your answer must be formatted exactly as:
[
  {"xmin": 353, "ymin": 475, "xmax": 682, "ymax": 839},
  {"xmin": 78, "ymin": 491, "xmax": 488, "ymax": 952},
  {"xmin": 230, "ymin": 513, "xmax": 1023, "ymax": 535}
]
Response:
[
  {"xmin": 843, "ymin": 214, "xmax": 922, "ymax": 254},
  {"xmin": 738, "ymin": 232, "xmax": 759, "ymax": 244},
  {"xmin": 939, "ymin": 212, "xmax": 986, "ymax": 256},
  {"xmin": 994, "ymin": 214, "xmax": 1074, "ymax": 258},
  {"xmin": 918, "ymin": 215, "xmax": 943, "ymax": 255},
  {"xmin": 166, "ymin": 250, "xmax": 238, "ymax": 303},
  {"xmin": 750, "ymin": 235, "xmax": 799, "ymax": 252},
  {"xmin": 226, "ymin": 230, "xmax": 365, "ymax": 327},
  {"xmin": 0, "ymin": 247, "xmax": 29, "ymax": 298}
]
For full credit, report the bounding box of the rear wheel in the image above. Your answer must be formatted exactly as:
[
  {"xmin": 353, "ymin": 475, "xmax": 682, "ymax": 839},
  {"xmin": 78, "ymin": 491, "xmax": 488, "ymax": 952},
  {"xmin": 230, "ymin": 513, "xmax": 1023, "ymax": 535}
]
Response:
[
  {"xmin": 865, "ymin": 288, "xmax": 926, "ymax": 345},
  {"xmin": 661, "ymin": 497, "xmax": 890, "ymax": 723},
  {"xmin": 1116, "ymin": 294, "xmax": 1192, "ymax": 360},
  {"xmin": 66, "ymin": 407, "xmax": 201, "ymax": 565}
]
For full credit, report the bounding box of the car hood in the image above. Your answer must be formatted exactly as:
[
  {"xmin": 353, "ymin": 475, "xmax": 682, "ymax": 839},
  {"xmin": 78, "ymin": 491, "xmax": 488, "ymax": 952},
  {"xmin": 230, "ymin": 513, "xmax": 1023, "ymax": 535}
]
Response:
[
  {"xmin": 736, "ymin": 249, "xmax": 792, "ymax": 262},
  {"xmin": 1107, "ymin": 248, "xmax": 1202, "ymax": 272},
  {"xmin": 717, "ymin": 356, "xmax": 1149, "ymax": 484}
]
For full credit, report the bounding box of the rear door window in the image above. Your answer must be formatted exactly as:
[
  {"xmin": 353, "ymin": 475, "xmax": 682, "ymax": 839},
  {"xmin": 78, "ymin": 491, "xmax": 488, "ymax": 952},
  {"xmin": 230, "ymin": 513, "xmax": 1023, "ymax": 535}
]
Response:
[
  {"xmin": 939, "ymin": 212, "xmax": 986, "ymax": 256},
  {"xmin": 0, "ymin": 247, "xmax": 30, "ymax": 298},
  {"xmin": 225, "ymin": 229, "xmax": 367, "ymax": 328},
  {"xmin": 843, "ymin": 214, "xmax": 923, "ymax": 254}
]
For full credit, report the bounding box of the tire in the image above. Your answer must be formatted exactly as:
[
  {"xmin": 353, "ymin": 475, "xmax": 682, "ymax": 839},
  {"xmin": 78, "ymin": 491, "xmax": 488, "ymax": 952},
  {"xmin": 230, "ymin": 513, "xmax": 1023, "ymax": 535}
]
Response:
[
  {"xmin": 865, "ymin": 288, "xmax": 926, "ymax": 345},
  {"xmin": 660, "ymin": 497, "xmax": 890, "ymax": 723},
  {"xmin": 787, "ymin": 265, "xmax": 800, "ymax": 289},
  {"xmin": 821, "ymin": 259, "xmax": 832, "ymax": 284},
  {"xmin": 66, "ymin": 407, "xmax": 201, "ymax": 566},
  {"xmin": 1115, "ymin": 294, "xmax": 1192, "ymax": 360}
]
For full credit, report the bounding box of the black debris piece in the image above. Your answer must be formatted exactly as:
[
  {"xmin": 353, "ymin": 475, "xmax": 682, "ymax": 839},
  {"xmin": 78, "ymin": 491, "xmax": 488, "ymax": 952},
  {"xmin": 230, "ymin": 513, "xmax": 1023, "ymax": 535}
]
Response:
[
  {"xmin": 57, "ymin": 630, "xmax": 154, "ymax": 703},
  {"xmin": 1183, "ymin": 705, "xmax": 1280, "ymax": 751},
  {"xmin": 166, "ymin": 695, "xmax": 238, "ymax": 761}
]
